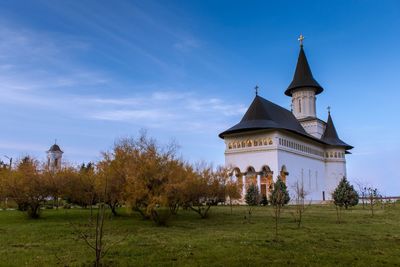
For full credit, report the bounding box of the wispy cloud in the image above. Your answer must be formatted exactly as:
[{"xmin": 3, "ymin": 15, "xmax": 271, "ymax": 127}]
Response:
[
  {"xmin": 0, "ymin": 20, "xmax": 244, "ymax": 138},
  {"xmin": 83, "ymin": 90, "xmax": 246, "ymax": 132},
  {"xmin": 174, "ymin": 37, "xmax": 201, "ymax": 52}
]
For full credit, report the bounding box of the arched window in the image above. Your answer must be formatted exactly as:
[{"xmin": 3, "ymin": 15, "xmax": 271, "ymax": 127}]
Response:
[
  {"xmin": 299, "ymin": 99, "xmax": 302, "ymax": 113},
  {"xmin": 228, "ymin": 143, "xmax": 232, "ymax": 149},
  {"xmin": 246, "ymin": 140, "xmax": 252, "ymax": 147}
]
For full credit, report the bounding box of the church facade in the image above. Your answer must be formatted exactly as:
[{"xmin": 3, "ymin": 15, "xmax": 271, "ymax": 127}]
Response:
[
  {"xmin": 47, "ymin": 142, "xmax": 63, "ymax": 171},
  {"xmin": 219, "ymin": 39, "xmax": 352, "ymax": 202}
]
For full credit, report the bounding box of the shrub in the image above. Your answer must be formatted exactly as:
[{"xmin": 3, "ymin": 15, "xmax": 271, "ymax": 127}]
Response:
[
  {"xmin": 332, "ymin": 177, "xmax": 359, "ymax": 209},
  {"xmin": 260, "ymin": 195, "xmax": 268, "ymax": 206},
  {"xmin": 270, "ymin": 177, "xmax": 290, "ymax": 237},
  {"xmin": 332, "ymin": 177, "xmax": 359, "ymax": 223},
  {"xmin": 245, "ymin": 184, "xmax": 261, "ymax": 206}
]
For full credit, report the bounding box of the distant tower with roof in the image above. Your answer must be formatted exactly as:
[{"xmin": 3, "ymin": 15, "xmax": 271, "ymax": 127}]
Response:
[
  {"xmin": 219, "ymin": 35, "xmax": 353, "ymax": 202},
  {"xmin": 47, "ymin": 141, "xmax": 63, "ymax": 171}
]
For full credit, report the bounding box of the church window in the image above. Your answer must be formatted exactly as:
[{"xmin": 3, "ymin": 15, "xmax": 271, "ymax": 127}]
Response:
[
  {"xmin": 334, "ymin": 152, "xmax": 337, "ymax": 158},
  {"xmin": 228, "ymin": 143, "xmax": 232, "ymax": 149},
  {"xmin": 263, "ymin": 139, "xmax": 268, "ymax": 145},
  {"xmin": 233, "ymin": 143, "xmax": 237, "ymax": 149},
  {"xmin": 242, "ymin": 141, "xmax": 245, "ymax": 147},
  {"xmin": 246, "ymin": 140, "xmax": 252, "ymax": 147},
  {"xmin": 269, "ymin": 139, "xmax": 273, "ymax": 145},
  {"xmin": 279, "ymin": 138, "xmax": 282, "ymax": 145},
  {"xmin": 299, "ymin": 99, "xmax": 302, "ymax": 113}
]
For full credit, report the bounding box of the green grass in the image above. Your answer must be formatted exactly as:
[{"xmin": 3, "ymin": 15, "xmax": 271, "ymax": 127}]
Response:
[{"xmin": 0, "ymin": 204, "xmax": 399, "ymax": 266}]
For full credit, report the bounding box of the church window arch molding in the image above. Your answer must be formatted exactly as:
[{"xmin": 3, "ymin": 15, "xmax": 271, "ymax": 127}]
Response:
[
  {"xmin": 246, "ymin": 139, "xmax": 252, "ymax": 147},
  {"xmin": 245, "ymin": 166, "xmax": 257, "ymax": 187},
  {"xmin": 260, "ymin": 165, "xmax": 273, "ymax": 197},
  {"xmin": 299, "ymin": 98, "xmax": 302, "ymax": 113}
]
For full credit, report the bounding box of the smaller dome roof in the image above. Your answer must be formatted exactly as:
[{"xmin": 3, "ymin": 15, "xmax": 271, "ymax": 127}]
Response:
[
  {"xmin": 321, "ymin": 113, "xmax": 353, "ymax": 150},
  {"xmin": 285, "ymin": 46, "xmax": 323, "ymax": 96},
  {"xmin": 48, "ymin": 144, "xmax": 63, "ymax": 153}
]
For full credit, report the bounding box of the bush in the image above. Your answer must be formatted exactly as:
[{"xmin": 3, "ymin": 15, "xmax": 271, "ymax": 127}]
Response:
[
  {"xmin": 332, "ymin": 177, "xmax": 359, "ymax": 209},
  {"xmin": 332, "ymin": 177, "xmax": 359, "ymax": 223},
  {"xmin": 270, "ymin": 177, "xmax": 290, "ymax": 237},
  {"xmin": 270, "ymin": 178, "xmax": 290, "ymax": 206},
  {"xmin": 260, "ymin": 195, "xmax": 268, "ymax": 206},
  {"xmin": 245, "ymin": 184, "xmax": 261, "ymax": 206}
]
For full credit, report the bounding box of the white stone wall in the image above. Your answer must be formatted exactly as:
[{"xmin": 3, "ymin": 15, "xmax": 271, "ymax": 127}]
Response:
[
  {"xmin": 223, "ymin": 130, "xmax": 348, "ymax": 202},
  {"xmin": 276, "ymin": 131, "xmax": 326, "ymax": 201},
  {"xmin": 300, "ymin": 119, "xmax": 326, "ymax": 138},
  {"xmin": 291, "ymin": 89, "xmax": 317, "ymax": 119},
  {"xmin": 324, "ymin": 148, "xmax": 347, "ymax": 198},
  {"xmin": 47, "ymin": 151, "xmax": 63, "ymax": 171},
  {"xmin": 225, "ymin": 131, "xmax": 279, "ymax": 175}
]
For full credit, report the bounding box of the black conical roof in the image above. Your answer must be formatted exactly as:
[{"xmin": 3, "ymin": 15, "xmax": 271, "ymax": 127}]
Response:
[
  {"xmin": 219, "ymin": 95, "xmax": 309, "ymax": 138},
  {"xmin": 285, "ymin": 46, "xmax": 323, "ymax": 96},
  {"xmin": 48, "ymin": 144, "xmax": 63, "ymax": 153},
  {"xmin": 321, "ymin": 113, "xmax": 353, "ymax": 150}
]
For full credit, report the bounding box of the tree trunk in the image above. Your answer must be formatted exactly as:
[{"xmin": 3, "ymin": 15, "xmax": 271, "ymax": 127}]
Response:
[
  {"xmin": 108, "ymin": 202, "xmax": 118, "ymax": 216},
  {"xmin": 189, "ymin": 205, "xmax": 211, "ymax": 219}
]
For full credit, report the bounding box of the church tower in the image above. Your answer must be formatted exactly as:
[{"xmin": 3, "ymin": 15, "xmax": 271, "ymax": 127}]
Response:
[
  {"xmin": 47, "ymin": 142, "xmax": 63, "ymax": 171},
  {"xmin": 286, "ymin": 35, "xmax": 326, "ymax": 138}
]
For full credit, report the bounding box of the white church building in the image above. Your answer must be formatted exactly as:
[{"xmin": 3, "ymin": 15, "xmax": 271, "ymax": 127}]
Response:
[
  {"xmin": 219, "ymin": 38, "xmax": 353, "ymax": 202},
  {"xmin": 46, "ymin": 142, "xmax": 63, "ymax": 171}
]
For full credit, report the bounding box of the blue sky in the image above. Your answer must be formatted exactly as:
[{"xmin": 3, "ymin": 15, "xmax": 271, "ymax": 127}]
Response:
[{"xmin": 0, "ymin": 0, "xmax": 399, "ymax": 195}]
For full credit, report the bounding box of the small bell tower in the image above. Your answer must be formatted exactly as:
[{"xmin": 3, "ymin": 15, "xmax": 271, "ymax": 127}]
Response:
[
  {"xmin": 285, "ymin": 34, "xmax": 324, "ymax": 120},
  {"xmin": 47, "ymin": 140, "xmax": 63, "ymax": 171}
]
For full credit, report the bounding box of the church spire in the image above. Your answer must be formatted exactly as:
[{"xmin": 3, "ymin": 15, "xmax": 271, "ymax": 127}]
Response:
[
  {"xmin": 321, "ymin": 112, "xmax": 353, "ymax": 150},
  {"xmin": 285, "ymin": 36, "xmax": 324, "ymax": 97}
]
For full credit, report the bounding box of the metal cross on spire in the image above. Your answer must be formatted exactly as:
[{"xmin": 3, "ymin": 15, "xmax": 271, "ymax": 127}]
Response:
[
  {"xmin": 327, "ymin": 106, "xmax": 331, "ymax": 114},
  {"xmin": 298, "ymin": 34, "xmax": 305, "ymax": 47},
  {"xmin": 255, "ymin": 85, "xmax": 259, "ymax": 96}
]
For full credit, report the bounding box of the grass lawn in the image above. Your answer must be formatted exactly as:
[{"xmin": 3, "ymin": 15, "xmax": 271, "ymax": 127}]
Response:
[{"xmin": 0, "ymin": 204, "xmax": 399, "ymax": 266}]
